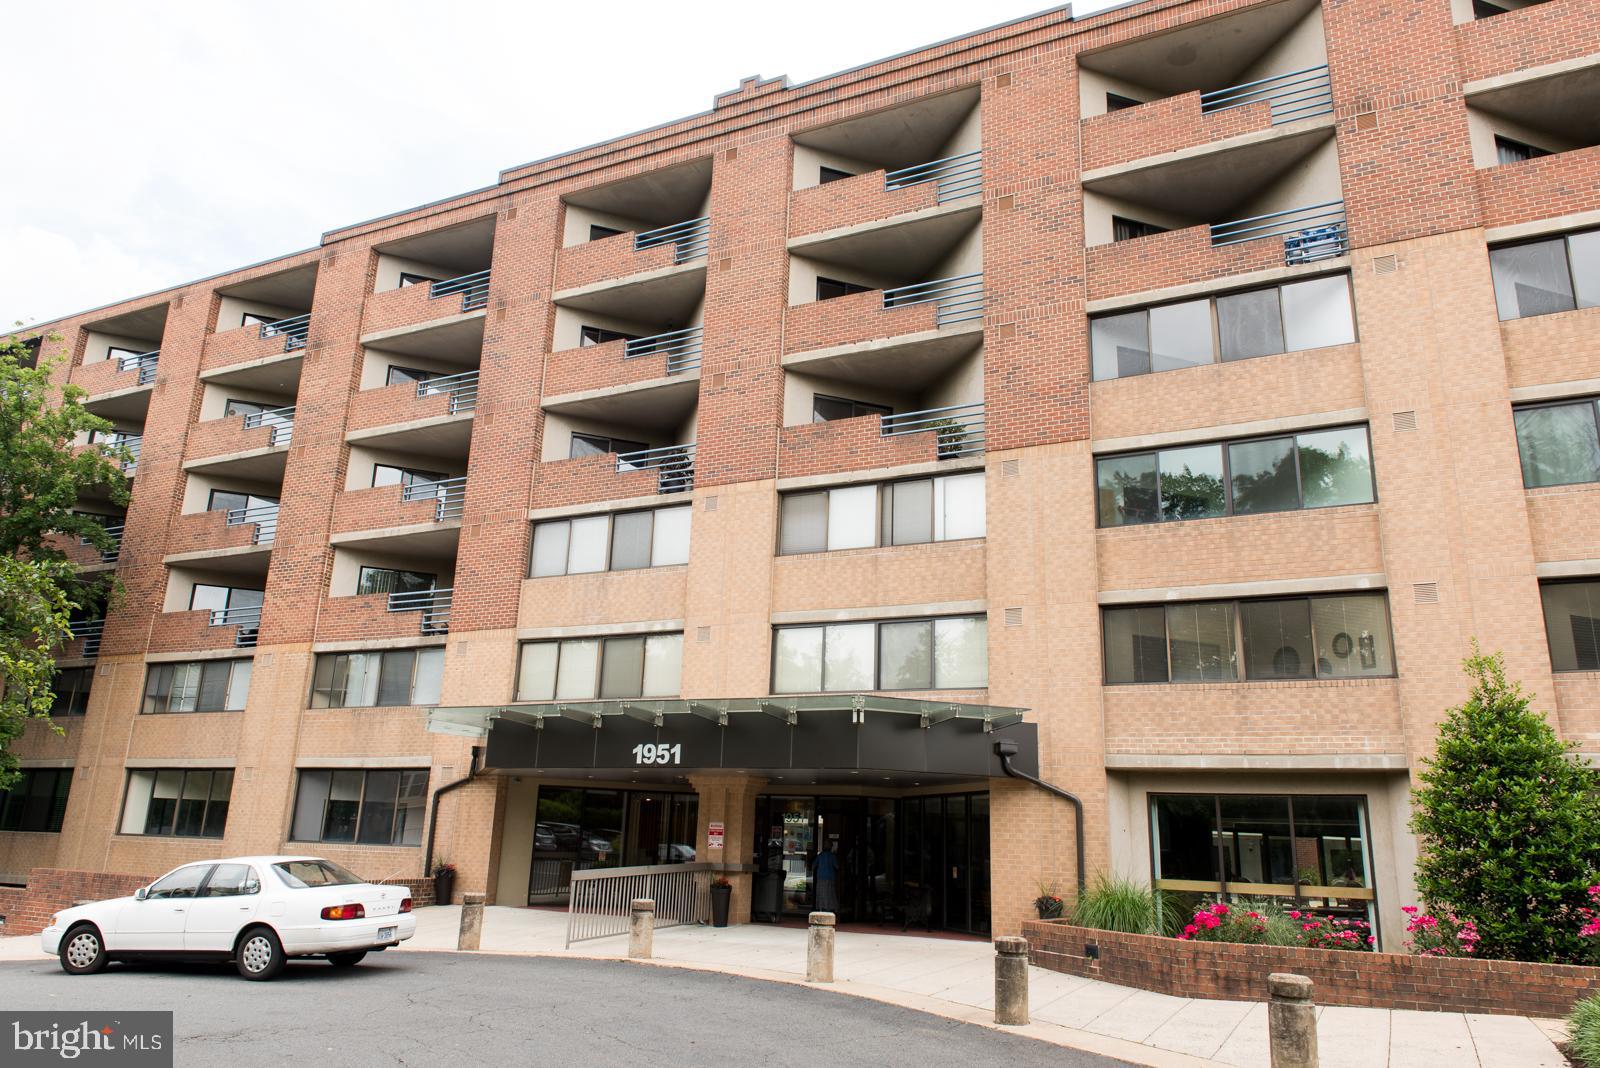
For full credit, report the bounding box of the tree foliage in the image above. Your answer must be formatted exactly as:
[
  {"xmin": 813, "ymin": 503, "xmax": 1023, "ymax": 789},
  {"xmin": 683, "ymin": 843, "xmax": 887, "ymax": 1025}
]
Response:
[{"xmin": 1410, "ymin": 646, "xmax": 1600, "ymax": 963}]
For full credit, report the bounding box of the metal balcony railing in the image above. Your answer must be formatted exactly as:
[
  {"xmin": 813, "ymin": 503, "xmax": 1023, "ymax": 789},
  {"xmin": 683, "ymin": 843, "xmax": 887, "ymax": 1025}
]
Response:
[
  {"xmin": 418, "ymin": 369, "xmax": 480, "ymax": 414},
  {"xmin": 259, "ymin": 313, "xmax": 311, "ymax": 352},
  {"xmin": 430, "ymin": 270, "xmax": 491, "ymax": 312},
  {"xmin": 117, "ymin": 349, "xmax": 160, "ymax": 385},
  {"xmin": 623, "ymin": 326, "xmax": 703, "ymax": 375},
  {"xmin": 881, "ymin": 401, "xmax": 986, "ymax": 460},
  {"xmin": 616, "ymin": 443, "xmax": 695, "ymax": 495},
  {"xmin": 635, "ymin": 217, "xmax": 709, "ymax": 264},
  {"xmin": 207, "ymin": 604, "xmax": 262, "ymax": 648},
  {"xmin": 388, "ymin": 587, "xmax": 453, "ymax": 635},
  {"xmin": 884, "ymin": 149, "xmax": 983, "ymax": 203},
  {"xmin": 883, "ymin": 272, "xmax": 985, "ymax": 328},
  {"xmin": 401, "ymin": 476, "xmax": 467, "ymax": 521},
  {"xmin": 242, "ymin": 405, "xmax": 295, "ymax": 446},
  {"xmin": 118, "ymin": 435, "xmax": 142, "ymax": 475},
  {"xmin": 1200, "ymin": 65, "xmax": 1333, "ymax": 126},
  {"xmin": 82, "ymin": 524, "xmax": 124, "ymax": 563},
  {"xmin": 225, "ymin": 504, "xmax": 280, "ymax": 545},
  {"xmin": 1210, "ymin": 200, "xmax": 1348, "ymax": 265},
  {"xmin": 68, "ymin": 618, "xmax": 105, "ymax": 658}
]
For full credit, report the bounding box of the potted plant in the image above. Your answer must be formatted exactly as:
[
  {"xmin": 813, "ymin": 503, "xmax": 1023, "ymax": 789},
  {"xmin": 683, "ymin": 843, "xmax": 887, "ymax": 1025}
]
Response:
[
  {"xmin": 432, "ymin": 860, "xmax": 457, "ymax": 906},
  {"xmin": 709, "ymin": 875, "xmax": 732, "ymax": 928},
  {"xmin": 1034, "ymin": 881, "xmax": 1064, "ymax": 920}
]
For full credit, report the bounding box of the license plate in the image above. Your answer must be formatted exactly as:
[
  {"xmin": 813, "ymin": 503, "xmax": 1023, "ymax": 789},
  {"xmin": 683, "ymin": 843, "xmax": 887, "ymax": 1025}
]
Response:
[{"xmin": 377, "ymin": 926, "xmax": 397, "ymax": 942}]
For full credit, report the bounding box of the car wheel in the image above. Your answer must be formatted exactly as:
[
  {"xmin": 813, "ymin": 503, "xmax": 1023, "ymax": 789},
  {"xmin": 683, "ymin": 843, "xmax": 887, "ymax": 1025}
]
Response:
[
  {"xmin": 59, "ymin": 924, "xmax": 108, "ymax": 975},
  {"xmin": 327, "ymin": 951, "xmax": 367, "ymax": 968},
  {"xmin": 235, "ymin": 926, "xmax": 286, "ymax": 981}
]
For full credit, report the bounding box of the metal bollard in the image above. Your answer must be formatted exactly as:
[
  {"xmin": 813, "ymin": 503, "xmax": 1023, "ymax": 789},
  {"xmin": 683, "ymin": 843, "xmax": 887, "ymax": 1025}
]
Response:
[
  {"xmin": 629, "ymin": 898, "xmax": 655, "ymax": 959},
  {"xmin": 1267, "ymin": 973, "xmax": 1319, "ymax": 1068},
  {"xmin": 807, "ymin": 911, "xmax": 836, "ymax": 982},
  {"xmin": 994, "ymin": 936, "xmax": 1030, "ymax": 1025},
  {"xmin": 457, "ymin": 892, "xmax": 484, "ymax": 951}
]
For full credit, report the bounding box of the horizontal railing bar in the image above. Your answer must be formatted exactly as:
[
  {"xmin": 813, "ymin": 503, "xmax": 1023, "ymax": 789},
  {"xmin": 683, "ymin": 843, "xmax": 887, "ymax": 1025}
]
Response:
[
  {"xmin": 634, "ymin": 217, "xmax": 709, "ymax": 247},
  {"xmin": 387, "ymin": 587, "xmax": 454, "ymax": 611},
  {"xmin": 1201, "ymin": 74, "xmax": 1332, "ymax": 110},
  {"xmin": 429, "ymin": 270, "xmax": 491, "ymax": 297},
  {"xmin": 1210, "ymin": 199, "xmax": 1344, "ymax": 231},
  {"xmin": 208, "ymin": 605, "xmax": 262, "ymax": 627},
  {"xmin": 1212, "ymin": 218, "xmax": 1346, "ymax": 247},
  {"xmin": 1199, "ymin": 64, "xmax": 1329, "ymax": 103}
]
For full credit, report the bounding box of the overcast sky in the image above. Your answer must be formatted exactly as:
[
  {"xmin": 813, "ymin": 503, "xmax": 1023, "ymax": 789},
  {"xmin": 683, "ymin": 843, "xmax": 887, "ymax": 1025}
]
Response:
[{"xmin": 0, "ymin": 0, "xmax": 1125, "ymax": 328}]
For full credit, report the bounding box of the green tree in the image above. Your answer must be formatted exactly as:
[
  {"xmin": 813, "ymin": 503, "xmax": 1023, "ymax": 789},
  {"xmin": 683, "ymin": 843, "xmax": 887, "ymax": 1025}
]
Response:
[
  {"xmin": 0, "ymin": 332, "xmax": 131, "ymax": 788},
  {"xmin": 1410, "ymin": 646, "xmax": 1600, "ymax": 962}
]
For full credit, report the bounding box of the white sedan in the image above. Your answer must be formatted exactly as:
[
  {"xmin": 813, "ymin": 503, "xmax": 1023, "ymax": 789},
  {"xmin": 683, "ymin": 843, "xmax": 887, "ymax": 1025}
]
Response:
[{"xmin": 40, "ymin": 855, "xmax": 416, "ymax": 980}]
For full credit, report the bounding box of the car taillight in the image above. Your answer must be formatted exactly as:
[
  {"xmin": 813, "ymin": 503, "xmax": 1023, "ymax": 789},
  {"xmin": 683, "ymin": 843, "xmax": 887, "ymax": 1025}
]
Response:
[
  {"xmin": 321, "ymin": 903, "xmax": 366, "ymax": 921},
  {"xmin": 399, "ymin": 898, "xmax": 412, "ymax": 914}
]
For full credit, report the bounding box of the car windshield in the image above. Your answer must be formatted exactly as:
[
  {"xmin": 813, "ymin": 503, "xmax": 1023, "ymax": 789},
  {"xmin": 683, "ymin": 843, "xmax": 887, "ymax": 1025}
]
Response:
[{"xmin": 272, "ymin": 859, "xmax": 364, "ymax": 889}]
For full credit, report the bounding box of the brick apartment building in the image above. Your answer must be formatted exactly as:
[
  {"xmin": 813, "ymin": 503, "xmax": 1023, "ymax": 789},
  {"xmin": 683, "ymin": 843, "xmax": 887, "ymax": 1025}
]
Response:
[{"xmin": 2, "ymin": 0, "xmax": 1597, "ymax": 947}]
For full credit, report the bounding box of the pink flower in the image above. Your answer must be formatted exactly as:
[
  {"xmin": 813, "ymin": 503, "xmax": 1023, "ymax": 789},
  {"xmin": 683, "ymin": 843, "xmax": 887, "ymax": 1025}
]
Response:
[{"xmin": 1401, "ymin": 906, "xmax": 1418, "ymax": 914}]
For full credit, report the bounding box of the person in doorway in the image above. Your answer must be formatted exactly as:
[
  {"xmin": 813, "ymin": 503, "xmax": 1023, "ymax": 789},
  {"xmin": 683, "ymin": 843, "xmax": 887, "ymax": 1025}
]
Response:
[{"xmin": 813, "ymin": 841, "xmax": 840, "ymax": 914}]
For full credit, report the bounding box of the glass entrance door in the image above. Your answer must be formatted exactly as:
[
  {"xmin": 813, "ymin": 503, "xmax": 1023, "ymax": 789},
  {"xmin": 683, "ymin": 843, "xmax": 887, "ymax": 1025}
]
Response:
[{"xmin": 527, "ymin": 786, "xmax": 694, "ymax": 905}]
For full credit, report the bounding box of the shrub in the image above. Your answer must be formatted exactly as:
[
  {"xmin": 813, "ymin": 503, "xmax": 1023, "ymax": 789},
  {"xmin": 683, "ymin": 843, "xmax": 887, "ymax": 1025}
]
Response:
[
  {"xmin": 1290, "ymin": 910, "xmax": 1374, "ymax": 951},
  {"xmin": 1410, "ymin": 647, "xmax": 1600, "ymax": 963},
  {"xmin": 1073, "ymin": 874, "xmax": 1158, "ymax": 934},
  {"xmin": 1570, "ymin": 992, "xmax": 1600, "ymax": 1068},
  {"xmin": 1178, "ymin": 901, "xmax": 1373, "ymax": 950},
  {"xmin": 1401, "ymin": 906, "xmax": 1480, "ymax": 958}
]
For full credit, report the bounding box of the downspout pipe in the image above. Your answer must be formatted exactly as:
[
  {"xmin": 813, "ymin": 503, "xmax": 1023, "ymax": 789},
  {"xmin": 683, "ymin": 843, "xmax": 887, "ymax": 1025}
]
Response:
[
  {"xmin": 994, "ymin": 739, "xmax": 1086, "ymax": 895},
  {"xmin": 424, "ymin": 745, "xmax": 483, "ymax": 881}
]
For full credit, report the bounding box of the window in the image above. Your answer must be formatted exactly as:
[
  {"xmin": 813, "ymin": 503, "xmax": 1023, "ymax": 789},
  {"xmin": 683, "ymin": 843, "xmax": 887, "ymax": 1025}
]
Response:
[
  {"xmin": 386, "ymin": 365, "xmax": 437, "ymax": 386},
  {"xmin": 1106, "ymin": 92, "xmax": 1143, "ymax": 111},
  {"xmin": 207, "ymin": 489, "xmax": 279, "ymax": 515},
  {"xmin": 531, "ymin": 505, "xmax": 690, "ymax": 576},
  {"xmin": 105, "ymin": 345, "xmax": 141, "ymax": 364},
  {"xmin": 1112, "ymin": 216, "xmax": 1167, "ymax": 242},
  {"xmin": 1102, "ymin": 593, "xmax": 1394, "ymax": 684},
  {"xmin": 1495, "ymin": 135, "xmax": 1552, "ymax": 166},
  {"xmin": 356, "ymin": 566, "xmax": 436, "ymax": 596},
  {"xmin": 589, "ymin": 224, "xmax": 624, "ymax": 242},
  {"xmin": 570, "ymin": 432, "xmax": 648, "ymax": 459},
  {"xmin": 120, "ymin": 769, "xmax": 232, "ymax": 837},
  {"xmin": 143, "ymin": 659, "xmax": 253, "ymax": 714},
  {"xmin": 290, "ymin": 769, "xmax": 429, "ymax": 846},
  {"xmin": 372, "ymin": 463, "xmax": 450, "ymax": 490},
  {"xmin": 1541, "ymin": 581, "xmax": 1600, "ymax": 672},
  {"xmin": 816, "ymin": 277, "xmax": 871, "ymax": 301},
  {"xmin": 189, "ymin": 584, "xmax": 263, "ymax": 616},
  {"xmin": 311, "ymin": 648, "xmax": 444, "ymax": 708},
  {"xmin": 516, "ymin": 634, "xmax": 684, "ymax": 700},
  {"xmin": 1513, "ymin": 398, "xmax": 1600, "ymax": 488},
  {"xmin": 240, "ymin": 312, "xmax": 274, "ymax": 328},
  {"xmin": 50, "ymin": 667, "xmax": 93, "ymax": 717},
  {"xmin": 145, "ymin": 865, "xmax": 211, "ymax": 899},
  {"xmin": 223, "ymin": 398, "xmax": 268, "ymax": 419},
  {"xmin": 580, "ymin": 325, "xmax": 640, "ymax": 347},
  {"xmin": 1490, "ymin": 229, "xmax": 1600, "ymax": 320},
  {"xmin": 397, "ymin": 272, "xmax": 439, "ymax": 288},
  {"xmin": 1097, "ymin": 425, "xmax": 1373, "ymax": 527},
  {"xmin": 202, "ymin": 863, "xmax": 261, "ymax": 897},
  {"xmin": 0, "ymin": 769, "xmax": 72, "ymax": 833},
  {"xmin": 772, "ymin": 615, "xmax": 988, "ymax": 693},
  {"xmin": 779, "ymin": 473, "xmax": 985, "ymax": 554},
  {"xmin": 819, "ymin": 165, "xmax": 855, "ymax": 184},
  {"xmin": 811, "ymin": 394, "xmax": 892, "ymax": 423},
  {"xmin": 1091, "ymin": 275, "xmax": 1356, "ymax": 381}
]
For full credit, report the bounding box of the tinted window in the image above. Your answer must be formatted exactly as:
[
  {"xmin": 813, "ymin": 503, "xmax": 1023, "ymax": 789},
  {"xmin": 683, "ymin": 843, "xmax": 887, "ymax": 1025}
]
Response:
[
  {"xmin": 202, "ymin": 864, "xmax": 260, "ymax": 897},
  {"xmin": 1217, "ymin": 288, "xmax": 1285, "ymax": 361},
  {"xmin": 148, "ymin": 865, "xmax": 211, "ymax": 900},
  {"xmin": 273, "ymin": 859, "xmax": 363, "ymax": 888},
  {"xmin": 1543, "ymin": 581, "xmax": 1600, "ymax": 673},
  {"xmin": 1491, "ymin": 239, "xmax": 1577, "ymax": 320},
  {"xmin": 1514, "ymin": 400, "xmax": 1600, "ymax": 488}
]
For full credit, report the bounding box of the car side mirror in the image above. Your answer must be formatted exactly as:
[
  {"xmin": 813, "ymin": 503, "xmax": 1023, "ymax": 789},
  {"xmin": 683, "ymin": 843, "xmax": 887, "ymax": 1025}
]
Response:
[{"xmin": 133, "ymin": 887, "xmax": 148, "ymax": 901}]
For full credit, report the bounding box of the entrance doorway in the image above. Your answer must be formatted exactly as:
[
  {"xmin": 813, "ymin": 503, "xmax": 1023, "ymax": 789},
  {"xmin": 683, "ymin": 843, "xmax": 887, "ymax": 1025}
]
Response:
[
  {"xmin": 527, "ymin": 786, "xmax": 698, "ymax": 905},
  {"xmin": 752, "ymin": 792, "xmax": 989, "ymax": 935}
]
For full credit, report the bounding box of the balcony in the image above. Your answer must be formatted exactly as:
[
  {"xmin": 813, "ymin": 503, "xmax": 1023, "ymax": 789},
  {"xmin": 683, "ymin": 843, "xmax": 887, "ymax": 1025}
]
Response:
[
  {"xmin": 164, "ymin": 505, "xmax": 278, "ymax": 575},
  {"xmin": 317, "ymin": 547, "xmax": 457, "ymax": 642},
  {"xmin": 556, "ymin": 156, "xmax": 712, "ymax": 289},
  {"xmin": 1465, "ymin": 60, "xmax": 1600, "ymax": 173},
  {"xmin": 365, "ymin": 216, "xmax": 497, "ymax": 335},
  {"xmin": 333, "ymin": 462, "xmax": 466, "ymax": 547},
  {"xmin": 67, "ymin": 514, "xmax": 123, "ymax": 567},
  {"xmin": 777, "ymin": 377, "xmax": 986, "ymax": 480},
  {"xmin": 544, "ymin": 322, "xmax": 703, "ymax": 421},
  {"xmin": 63, "ymin": 618, "xmax": 105, "ymax": 660},
  {"xmin": 76, "ymin": 302, "xmax": 168, "ymax": 421},
  {"xmin": 388, "ymin": 586, "xmax": 453, "ymax": 636},
  {"xmin": 531, "ymin": 440, "xmax": 698, "ymax": 511},
  {"xmin": 154, "ymin": 565, "xmax": 269, "ymax": 654},
  {"xmin": 205, "ymin": 262, "xmax": 318, "ymax": 370},
  {"xmin": 183, "ymin": 400, "xmax": 295, "ymax": 480},
  {"xmin": 356, "ymin": 313, "xmax": 484, "ymax": 435}
]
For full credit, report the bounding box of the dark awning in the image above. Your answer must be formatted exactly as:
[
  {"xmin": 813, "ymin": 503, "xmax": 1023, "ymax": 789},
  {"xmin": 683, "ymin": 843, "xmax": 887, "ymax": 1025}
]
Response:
[{"xmin": 426, "ymin": 695, "xmax": 1036, "ymax": 784}]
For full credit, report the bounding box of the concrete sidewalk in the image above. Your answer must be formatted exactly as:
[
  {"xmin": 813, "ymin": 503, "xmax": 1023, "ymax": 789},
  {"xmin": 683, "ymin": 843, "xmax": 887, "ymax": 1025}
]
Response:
[{"xmin": 1, "ymin": 906, "xmax": 1569, "ymax": 1068}]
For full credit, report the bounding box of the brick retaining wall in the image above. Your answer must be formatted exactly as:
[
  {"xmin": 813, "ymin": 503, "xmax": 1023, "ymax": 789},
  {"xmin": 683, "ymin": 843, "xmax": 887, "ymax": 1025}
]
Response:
[{"xmin": 1023, "ymin": 921, "xmax": 1600, "ymax": 1019}]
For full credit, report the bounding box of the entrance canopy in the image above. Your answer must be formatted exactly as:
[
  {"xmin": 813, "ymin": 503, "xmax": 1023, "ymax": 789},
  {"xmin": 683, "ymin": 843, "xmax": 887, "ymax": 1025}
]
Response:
[{"xmin": 427, "ymin": 694, "xmax": 1036, "ymax": 786}]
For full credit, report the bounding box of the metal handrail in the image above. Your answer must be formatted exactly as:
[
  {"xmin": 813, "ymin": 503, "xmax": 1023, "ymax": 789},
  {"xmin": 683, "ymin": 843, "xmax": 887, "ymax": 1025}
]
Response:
[
  {"xmin": 882, "ymin": 272, "xmax": 985, "ymax": 327},
  {"xmin": 566, "ymin": 863, "xmax": 713, "ymax": 948},
  {"xmin": 634, "ymin": 217, "xmax": 709, "ymax": 264},
  {"xmin": 387, "ymin": 586, "xmax": 453, "ymax": 635},
  {"xmin": 259, "ymin": 313, "xmax": 311, "ymax": 352},
  {"xmin": 615, "ymin": 442, "xmax": 696, "ymax": 495},
  {"xmin": 623, "ymin": 326, "xmax": 703, "ymax": 375},
  {"xmin": 225, "ymin": 504, "xmax": 280, "ymax": 544},
  {"xmin": 208, "ymin": 604, "xmax": 262, "ymax": 628},
  {"xmin": 117, "ymin": 435, "xmax": 143, "ymax": 475},
  {"xmin": 1200, "ymin": 64, "xmax": 1333, "ymax": 125},
  {"xmin": 1210, "ymin": 200, "xmax": 1348, "ymax": 265},
  {"xmin": 881, "ymin": 400, "xmax": 986, "ymax": 459},
  {"xmin": 884, "ymin": 149, "xmax": 983, "ymax": 203},
  {"xmin": 430, "ymin": 269, "xmax": 491, "ymax": 312},
  {"xmin": 117, "ymin": 349, "xmax": 160, "ymax": 384},
  {"xmin": 85, "ymin": 523, "xmax": 124, "ymax": 562},
  {"xmin": 418, "ymin": 369, "xmax": 479, "ymax": 414},
  {"xmin": 69, "ymin": 617, "xmax": 105, "ymax": 657},
  {"xmin": 401, "ymin": 476, "xmax": 467, "ymax": 521},
  {"xmin": 242, "ymin": 405, "xmax": 296, "ymax": 446}
]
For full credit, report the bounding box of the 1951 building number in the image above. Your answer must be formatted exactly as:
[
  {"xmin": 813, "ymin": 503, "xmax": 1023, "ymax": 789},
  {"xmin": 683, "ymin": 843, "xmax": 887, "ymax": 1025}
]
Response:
[{"xmin": 631, "ymin": 743, "xmax": 682, "ymax": 765}]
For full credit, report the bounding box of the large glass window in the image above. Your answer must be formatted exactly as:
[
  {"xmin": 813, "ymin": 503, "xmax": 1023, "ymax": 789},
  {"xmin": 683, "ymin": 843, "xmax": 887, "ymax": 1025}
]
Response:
[
  {"xmin": 207, "ymin": 489, "xmax": 278, "ymax": 515},
  {"xmin": 290, "ymin": 768, "xmax": 428, "ymax": 845},
  {"xmin": 356, "ymin": 567, "xmax": 436, "ymax": 596},
  {"xmin": 516, "ymin": 634, "xmax": 683, "ymax": 701},
  {"xmin": 120, "ymin": 768, "xmax": 231, "ymax": 837},
  {"xmin": 0, "ymin": 768, "xmax": 72, "ymax": 833},
  {"xmin": 1513, "ymin": 398, "xmax": 1600, "ymax": 488},
  {"xmin": 311, "ymin": 648, "xmax": 444, "ymax": 707},
  {"xmin": 1103, "ymin": 594, "xmax": 1394, "ymax": 684},
  {"xmin": 1490, "ymin": 230, "xmax": 1600, "ymax": 321},
  {"xmin": 779, "ymin": 473, "xmax": 986, "ymax": 554},
  {"xmin": 50, "ymin": 667, "xmax": 93, "ymax": 717},
  {"xmin": 143, "ymin": 659, "xmax": 252, "ymax": 714},
  {"xmin": 530, "ymin": 506, "xmax": 691, "ymax": 576},
  {"xmin": 1098, "ymin": 426, "xmax": 1373, "ymax": 527},
  {"xmin": 1542, "ymin": 581, "xmax": 1600, "ymax": 673},
  {"xmin": 772, "ymin": 616, "xmax": 988, "ymax": 693},
  {"xmin": 1091, "ymin": 274, "xmax": 1356, "ymax": 381}
]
